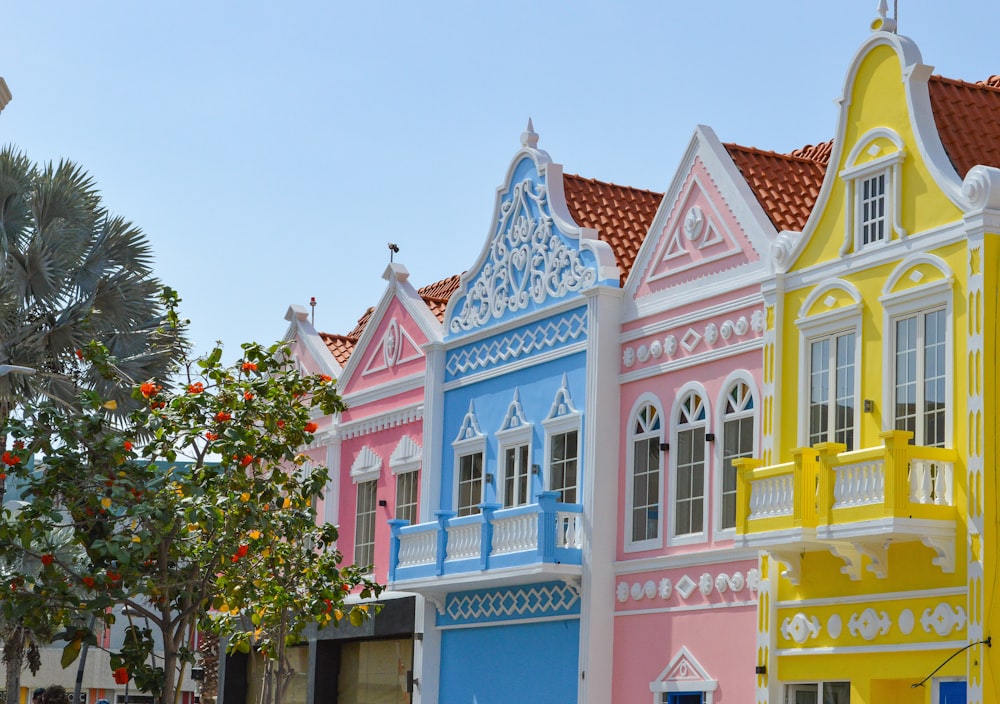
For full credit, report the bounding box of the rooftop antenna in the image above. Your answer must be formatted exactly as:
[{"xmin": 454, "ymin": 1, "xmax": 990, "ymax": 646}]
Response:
[
  {"xmin": 872, "ymin": 0, "xmax": 897, "ymax": 33},
  {"xmin": 388, "ymin": 242, "xmax": 399, "ymax": 262},
  {"xmin": 309, "ymin": 296, "xmax": 316, "ymax": 326}
]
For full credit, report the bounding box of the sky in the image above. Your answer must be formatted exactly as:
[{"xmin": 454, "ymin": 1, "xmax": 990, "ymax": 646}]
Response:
[{"xmin": 3, "ymin": 1, "xmax": 1000, "ymax": 362}]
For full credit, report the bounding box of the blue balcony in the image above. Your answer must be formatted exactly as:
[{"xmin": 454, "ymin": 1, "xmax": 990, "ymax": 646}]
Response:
[{"xmin": 388, "ymin": 491, "xmax": 583, "ymax": 594}]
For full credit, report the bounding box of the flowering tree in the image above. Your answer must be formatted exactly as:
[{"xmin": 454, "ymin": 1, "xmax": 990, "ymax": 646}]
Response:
[{"xmin": 0, "ymin": 342, "xmax": 381, "ymax": 704}]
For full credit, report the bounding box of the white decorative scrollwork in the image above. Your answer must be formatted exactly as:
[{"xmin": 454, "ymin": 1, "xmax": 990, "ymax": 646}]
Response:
[
  {"xmin": 772, "ymin": 233, "xmax": 793, "ymax": 268},
  {"xmin": 715, "ymin": 573, "xmax": 729, "ymax": 593},
  {"xmin": 704, "ymin": 323, "xmax": 718, "ymax": 345},
  {"xmin": 848, "ymin": 608, "xmax": 891, "ymax": 641},
  {"xmin": 747, "ymin": 568, "xmax": 760, "ymax": 592},
  {"xmin": 962, "ymin": 165, "xmax": 1000, "ymax": 211},
  {"xmin": 751, "ymin": 309, "xmax": 766, "ymax": 334},
  {"xmin": 921, "ymin": 603, "xmax": 966, "ymax": 637},
  {"xmin": 781, "ymin": 613, "xmax": 821, "ymax": 644},
  {"xmin": 616, "ymin": 581, "xmax": 629, "ymax": 603},
  {"xmin": 637, "ymin": 344, "xmax": 650, "ymax": 363},
  {"xmin": 644, "ymin": 580, "xmax": 657, "ymax": 599},
  {"xmin": 650, "ymin": 339, "xmax": 663, "ymax": 359},
  {"xmin": 728, "ymin": 572, "xmax": 745, "ymax": 592},
  {"xmin": 631, "ymin": 582, "xmax": 644, "ymax": 601},
  {"xmin": 659, "ymin": 578, "xmax": 672, "ymax": 599},
  {"xmin": 735, "ymin": 315, "xmax": 749, "ymax": 335},
  {"xmin": 623, "ymin": 347, "xmax": 635, "ymax": 368},
  {"xmin": 450, "ymin": 177, "xmax": 597, "ymax": 332},
  {"xmin": 720, "ymin": 320, "xmax": 734, "ymax": 340},
  {"xmin": 698, "ymin": 572, "xmax": 714, "ymax": 596}
]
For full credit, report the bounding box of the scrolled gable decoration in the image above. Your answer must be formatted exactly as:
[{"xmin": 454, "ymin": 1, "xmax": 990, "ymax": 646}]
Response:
[{"xmin": 450, "ymin": 176, "xmax": 596, "ymax": 333}]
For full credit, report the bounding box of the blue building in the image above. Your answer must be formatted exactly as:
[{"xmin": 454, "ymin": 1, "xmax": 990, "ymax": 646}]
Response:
[{"xmin": 388, "ymin": 123, "xmax": 660, "ymax": 703}]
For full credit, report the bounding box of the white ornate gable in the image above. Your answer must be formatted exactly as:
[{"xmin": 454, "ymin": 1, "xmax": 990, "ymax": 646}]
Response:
[
  {"xmin": 453, "ymin": 401, "xmax": 483, "ymax": 443},
  {"xmin": 545, "ymin": 373, "xmax": 579, "ymax": 421},
  {"xmin": 447, "ymin": 123, "xmax": 604, "ymax": 336},
  {"xmin": 498, "ymin": 389, "xmax": 529, "ymax": 432}
]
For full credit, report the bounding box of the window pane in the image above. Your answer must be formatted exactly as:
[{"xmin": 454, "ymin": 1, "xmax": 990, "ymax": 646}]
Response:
[
  {"xmin": 354, "ymin": 480, "xmax": 377, "ymax": 569},
  {"xmin": 835, "ymin": 333, "xmax": 855, "ymax": 450},
  {"xmin": 395, "ymin": 471, "xmax": 418, "ymax": 525},
  {"xmin": 809, "ymin": 339, "xmax": 830, "ymax": 445},
  {"xmin": 457, "ymin": 452, "xmax": 483, "ymax": 516},
  {"xmin": 632, "ymin": 432, "xmax": 659, "ymax": 542}
]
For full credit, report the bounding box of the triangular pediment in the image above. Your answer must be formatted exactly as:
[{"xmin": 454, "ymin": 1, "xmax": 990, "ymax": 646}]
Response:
[
  {"xmin": 651, "ymin": 646, "xmax": 718, "ymax": 695},
  {"xmin": 361, "ymin": 316, "xmax": 425, "ymax": 377}
]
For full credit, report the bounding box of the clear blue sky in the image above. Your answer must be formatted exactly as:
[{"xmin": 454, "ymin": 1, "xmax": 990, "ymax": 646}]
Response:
[{"xmin": 3, "ymin": 1, "xmax": 999, "ymax": 361}]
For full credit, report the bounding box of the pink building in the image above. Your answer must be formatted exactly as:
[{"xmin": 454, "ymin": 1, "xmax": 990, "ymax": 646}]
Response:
[{"xmin": 612, "ymin": 126, "xmax": 827, "ymax": 703}]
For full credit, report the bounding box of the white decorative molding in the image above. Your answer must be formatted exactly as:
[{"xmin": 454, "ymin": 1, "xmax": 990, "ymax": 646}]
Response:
[
  {"xmin": 659, "ymin": 578, "xmax": 672, "ymax": 599},
  {"xmin": 676, "ymin": 575, "xmax": 697, "ymax": 599},
  {"xmin": 644, "ymin": 580, "xmax": 657, "ymax": 599},
  {"xmin": 361, "ymin": 317, "xmax": 424, "ymax": 376},
  {"xmin": 699, "ymin": 573, "xmax": 714, "ymax": 596},
  {"xmin": 704, "ymin": 323, "xmax": 718, "ymax": 345},
  {"xmin": 714, "ymin": 574, "xmax": 728, "ymax": 594},
  {"xmin": 447, "ymin": 309, "xmax": 588, "ymax": 375},
  {"xmin": 623, "ymin": 346, "xmax": 635, "ymax": 368},
  {"xmin": 847, "ymin": 608, "xmax": 891, "ymax": 641},
  {"xmin": 920, "ymin": 535, "xmax": 956, "ymax": 574},
  {"xmin": 453, "ymin": 401, "xmax": 483, "ymax": 443},
  {"xmin": 650, "ymin": 339, "xmax": 663, "ymax": 358},
  {"xmin": 545, "ymin": 373, "xmax": 578, "ymax": 420},
  {"xmin": 751, "ymin": 309, "xmax": 766, "ymax": 333},
  {"xmin": 781, "ymin": 613, "xmax": 821, "ymax": 644},
  {"xmin": 921, "ymin": 603, "xmax": 966, "ymax": 637},
  {"xmin": 680, "ymin": 328, "xmax": 702, "ymax": 352},
  {"xmin": 899, "ymin": 608, "xmax": 915, "ymax": 635},
  {"xmin": 649, "ymin": 646, "xmax": 718, "ymax": 702},
  {"xmin": 339, "ymin": 403, "xmax": 423, "ymax": 440},
  {"xmin": 664, "ymin": 335, "xmax": 678, "ymax": 356},
  {"xmin": 961, "ymin": 165, "xmax": 1000, "ymax": 211},
  {"xmin": 637, "ymin": 343, "xmax": 650, "ymax": 363},
  {"xmin": 616, "ymin": 581, "xmax": 629, "ymax": 603},
  {"xmin": 746, "ymin": 568, "xmax": 760, "ymax": 592},
  {"xmin": 450, "ymin": 177, "xmax": 596, "ymax": 333},
  {"xmin": 497, "ymin": 388, "xmax": 529, "ymax": 432},
  {"xmin": 350, "ymin": 446, "xmax": 382, "ymax": 483},
  {"xmin": 728, "ymin": 572, "xmax": 745, "ymax": 592},
  {"xmin": 683, "ymin": 206, "xmax": 705, "ymax": 240},
  {"xmin": 827, "ymin": 614, "xmax": 843, "ymax": 639},
  {"xmin": 720, "ymin": 320, "xmax": 734, "ymax": 340},
  {"xmin": 445, "ymin": 582, "xmax": 581, "ymax": 621},
  {"xmin": 631, "ymin": 582, "xmax": 644, "ymax": 601}
]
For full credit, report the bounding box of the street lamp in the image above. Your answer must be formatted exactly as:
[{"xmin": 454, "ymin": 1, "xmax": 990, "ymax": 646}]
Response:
[{"xmin": 0, "ymin": 364, "xmax": 36, "ymax": 505}]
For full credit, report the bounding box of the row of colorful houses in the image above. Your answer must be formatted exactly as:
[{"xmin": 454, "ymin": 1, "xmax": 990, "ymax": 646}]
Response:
[{"xmin": 223, "ymin": 23, "xmax": 1000, "ymax": 704}]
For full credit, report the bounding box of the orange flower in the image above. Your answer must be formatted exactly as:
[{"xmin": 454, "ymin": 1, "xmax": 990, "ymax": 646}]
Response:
[
  {"xmin": 304, "ymin": 422, "xmax": 318, "ymax": 433},
  {"xmin": 205, "ymin": 432, "xmax": 219, "ymax": 442},
  {"xmin": 215, "ymin": 411, "xmax": 232, "ymax": 423},
  {"xmin": 244, "ymin": 392, "xmax": 254, "ymax": 401},
  {"xmin": 75, "ymin": 349, "xmax": 84, "ymax": 360},
  {"xmin": 276, "ymin": 420, "xmax": 285, "ymax": 428},
  {"xmin": 319, "ymin": 374, "xmax": 332, "ymax": 382},
  {"xmin": 40, "ymin": 554, "xmax": 54, "ymax": 566},
  {"xmin": 0, "ymin": 473, "xmax": 6, "ymax": 481},
  {"xmin": 242, "ymin": 361, "xmax": 258, "ymax": 372},
  {"xmin": 1, "ymin": 451, "xmax": 21, "ymax": 466},
  {"xmin": 123, "ymin": 441, "xmax": 133, "ymax": 451},
  {"xmin": 140, "ymin": 382, "xmax": 159, "ymax": 398},
  {"xmin": 82, "ymin": 576, "xmax": 96, "ymax": 588},
  {"xmin": 12, "ymin": 440, "xmax": 24, "ymax": 450},
  {"xmin": 188, "ymin": 382, "xmax": 204, "ymax": 394},
  {"xmin": 113, "ymin": 667, "xmax": 129, "ymax": 685},
  {"xmin": 239, "ymin": 454, "xmax": 253, "ymax": 467}
]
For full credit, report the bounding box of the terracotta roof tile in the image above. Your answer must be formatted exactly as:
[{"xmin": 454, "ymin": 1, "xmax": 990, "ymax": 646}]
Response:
[
  {"xmin": 418, "ymin": 274, "xmax": 461, "ymax": 321},
  {"xmin": 928, "ymin": 74, "xmax": 1000, "ymax": 178},
  {"xmin": 562, "ymin": 173, "xmax": 663, "ymax": 284},
  {"xmin": 724, "ymin": 143, "xmax": 829, "ymax": 232},
  {"xmin": 319, "ymin": 332, "xmax": 357, "ymax": 367}
]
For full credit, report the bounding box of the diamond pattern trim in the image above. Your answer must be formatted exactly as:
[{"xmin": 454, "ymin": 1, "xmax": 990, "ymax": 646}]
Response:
[
  {"xmin": 446, "ymin": 311, "xmax": 587, "ymax": 376},
  {"xmin": 445, "ymin": 583, "xmax": 580, "ymax": 622}
]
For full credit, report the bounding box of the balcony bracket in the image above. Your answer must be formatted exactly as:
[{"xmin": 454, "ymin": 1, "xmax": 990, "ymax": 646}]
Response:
[
  {"xmin": 921, "ymin": 536, "xmax": 956, "ymax": 574},
  {"xmin": 427, "ymin": 594, "xmax": 446, "ymax": 615},
  {"xmin": 770, "ymin": 550, "xmax": 801, "ymax": 585},
  {"xmin": 829, "ymin": 541, "xmax": 888, "ymax": 581}
]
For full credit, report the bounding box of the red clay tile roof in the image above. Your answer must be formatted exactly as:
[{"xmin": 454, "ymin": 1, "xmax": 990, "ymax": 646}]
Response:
[
  {"xmin": 928, "ymin": 74, "xmax": 1000, "ymax": 178},
  {"xmin": 562, "ymin": 173, "xmax": 664, "ymax": 285},
  {"xmin": 725, "ymin": 143, "xmax": 829, "ymax": 232},
  {"xmin": 320, "ymin": 333, "xmax": 357, "ymax": 367},
  {"xmin": 418, "ymin": 275, "xmax": 461, "ymax": 321}
]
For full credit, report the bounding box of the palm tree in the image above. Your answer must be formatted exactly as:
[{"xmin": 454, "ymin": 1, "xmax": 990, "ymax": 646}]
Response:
[
  {"xmin": 0, "ymin": 146, "xmax": 187, "ymax": 417},
  {"xmin": 0, "ymin": 146, "xmax": 188, "ymax": 702}
]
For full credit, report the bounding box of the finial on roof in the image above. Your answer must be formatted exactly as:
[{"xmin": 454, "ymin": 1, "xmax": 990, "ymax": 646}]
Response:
[
  {"xmin": 871, "ymin": 0, "xmax": 897, "ymax": 32},
  {"xmin": 520, "ymin": 118, "xmax": 539, "ymax": 149}
]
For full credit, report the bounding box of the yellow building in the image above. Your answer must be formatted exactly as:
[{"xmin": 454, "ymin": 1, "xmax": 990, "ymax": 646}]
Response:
[{"xmin": 736, "ymin": 16, "xmax": 1000, "ymax": 704}]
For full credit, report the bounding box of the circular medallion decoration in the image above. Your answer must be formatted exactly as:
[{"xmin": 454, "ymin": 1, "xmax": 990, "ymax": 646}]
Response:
[{"xmin": 684, "ymin": 206, "xmax": 705, "ymax": 241}]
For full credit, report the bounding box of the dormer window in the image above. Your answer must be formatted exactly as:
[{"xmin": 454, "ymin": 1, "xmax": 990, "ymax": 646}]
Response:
[{"xmin": 840, "ymin": 128, "xmax": 906, "ymax": 254}]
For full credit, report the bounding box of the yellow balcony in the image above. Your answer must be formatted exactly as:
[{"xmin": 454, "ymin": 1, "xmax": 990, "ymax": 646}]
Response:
[{"xmin": 735, "ymin": 430, "xmax": 958, "ymax": 582}]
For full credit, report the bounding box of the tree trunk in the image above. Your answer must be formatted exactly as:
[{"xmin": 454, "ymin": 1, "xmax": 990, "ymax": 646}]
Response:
[{"xmin": 4, "ymin": 625, "xmax": 25, "ymax": 704}]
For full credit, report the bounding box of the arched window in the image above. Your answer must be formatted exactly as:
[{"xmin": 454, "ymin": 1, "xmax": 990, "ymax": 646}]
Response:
[
  {"xmin": 720, "ymin": 381, "xmax": 755, "ymax": 530},
  {"xmin": 674, "ymin": 393, "xmax": 706, "ymax": 538},
  {"xmin": 630, "ymin": 403, "xmax": 661, "ymax": 544}
]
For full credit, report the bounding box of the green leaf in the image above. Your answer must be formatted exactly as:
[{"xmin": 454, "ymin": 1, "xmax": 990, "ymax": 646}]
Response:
[{"xmin": 61, "ymin": 639, "xmax": 82, "ymax": 668}]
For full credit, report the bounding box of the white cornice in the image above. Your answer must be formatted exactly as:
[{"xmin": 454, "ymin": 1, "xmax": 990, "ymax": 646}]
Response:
[
  {"xmin": 776, "ymin": 585, "xmax": 964, "ymax": 609},
  {"xmin": 338, "ymin": 403, "xmax": 423, "ymax": 440},
  {"xmin": 613, "ymin": 548, "xmax": 759, "ymax": 575},
  {"xmin": 621, "ymin": 293, "xmax": 763, "ymax": 342},
  {"xmin": 342, "ymin": 372, "xmax": 426, "ymax": 408},
  {"xmin": 445, "ymin": 296, "xmax": 587, "ymax": 348}
]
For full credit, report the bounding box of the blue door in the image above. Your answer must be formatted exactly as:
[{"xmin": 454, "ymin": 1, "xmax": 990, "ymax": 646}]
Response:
[{"xmin": 940, "ymin": 681, "xmax": 966, "ymax": 704}]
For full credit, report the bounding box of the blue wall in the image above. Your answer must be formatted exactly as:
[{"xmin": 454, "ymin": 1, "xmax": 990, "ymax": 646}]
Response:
[{"xmin": 439, "ymin": 618, "xmax": 580, "ymax": 704}]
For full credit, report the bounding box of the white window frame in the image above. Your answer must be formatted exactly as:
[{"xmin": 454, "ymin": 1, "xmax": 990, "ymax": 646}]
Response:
[
  {"xmin": 796, "ymin": 283, "xmax": 863, "ymax": 450},
  {"xmin": 625, "ymin": 394, "xmax": 664, "ymax": 553},
  {"xmin": 880, "ymin": 257, "xmax": 954, "ymax": 448},
  {"xmin": 839, "ymin": 128, "xmax": 906, "ymax": 255},
  {"xmin": 389, "ymin": 435, "xmax": 421, "ymax": 525},
  {"xmin": 394, "ymin": 469, "xmax": 419, "ymax": 526},
  {"xmin": 784, "ymin": 681, "xmax": 851, "ymax": 704},
  {"xmin": 715, "ymin": 373, "xmax": 758, "ymax": 536},
  {"xmin": 353, "ymin": 478, "xmax": 377, "ymax": 569},
  {"xmin": 542, "ymin": 376, "xmax": 583, "ymax": 505},
  {"xmin": 669, "ymin": 385, "xmax": 709, "ymax": 546},
  {"xmin": 452, "ymin": 403, "xmax": 486, "ymax": 517},
  {"xmin": 496, "ymin": 390, "xmax": 533, "ymax": 508}
]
